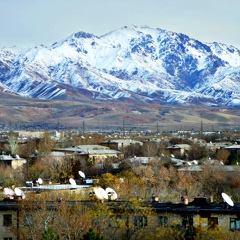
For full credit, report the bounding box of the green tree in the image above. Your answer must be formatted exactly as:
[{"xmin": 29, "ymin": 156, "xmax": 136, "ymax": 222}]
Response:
[
  {"xmin": 42, "ymin": 227, "xmax": 60, "ymax": 240},
  {"xmin": 81, "ymin": 228, "xmax": 105, "ymax": 240},
  {"xmin": 227, "ymin": 151, "xmax": 238, "ymax": 165}
]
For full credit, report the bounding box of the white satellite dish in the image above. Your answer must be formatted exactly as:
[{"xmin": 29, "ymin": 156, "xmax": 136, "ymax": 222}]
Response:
[
  {"xmin": 14, "ymin": 187, "xmax": 26, "ymax": 199},
  {"xmin": 4, "ymin": 188, "xmax": 15, "ymax": 198},
  {"xmin": 171, "ymin": 154, "xmax": 175, "ymax": 158},
  {"xmin": 106, "ymin": 187, "xmax": 118, "ymax": 200},
  {"xmin": 38, "ymin": 178, "xmax": 43, "ymax": 185},
  {"xmin": 69, "ymin": 178, "xmax": 76, "ymax": 186},
  {"xmin": 193, "ymin": 160, "xmax": 198, "ymax": 165},
  {"xmin": 78, "ymin": 171, "xmax": 85, "ymax": 178},
  {"xmin": 222, "ymin": 192, "xmax": 234, "ymax": 206},
  {"xmin": 93, "ymin": 187, "xmax": 108, "ymax": 201},
  {"xmin": 14, "ymin": 187, "xmax": 22, "ymax": 197}
]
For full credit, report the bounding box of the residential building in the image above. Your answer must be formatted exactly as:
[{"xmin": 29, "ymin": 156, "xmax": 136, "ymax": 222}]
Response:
[
  {"xmin": 0, "ymin": 155, "xmax": 26, "ymax": 169},
  {"xmin": 52, "ymin": 145, "xmax": 124, "ymax": 164},
  {"xmin": 166, "ymin": 144, "xmax": 191, "ymax": 157},
  {"xmin": 0, "ymin": 196, "xmax": 239, "ymax": 239},
  {"xmin": 100, "ymin": 139, "xmax": 143, "ymax": 151}
]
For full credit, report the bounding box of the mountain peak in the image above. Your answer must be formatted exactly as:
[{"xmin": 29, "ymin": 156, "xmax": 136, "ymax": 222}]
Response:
[
  {"xmin": 0, "ymin": 26, "xmax": 240, "ymax": 107},
  {"xmin": 74, "ymin": 31, "xmax": 96, "ymax": 39}
]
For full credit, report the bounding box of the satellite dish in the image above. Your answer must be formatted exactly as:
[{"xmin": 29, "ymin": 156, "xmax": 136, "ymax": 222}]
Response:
[
  {"xmin": 14, "ymin": 187, "xmax": 25, "ymax": 199},
  {"xmin": 16, "ymin": 155, "xmax": 20, "ymax": 159},
  {"xmin": 3, "ymin": 188, "xmax": 15, "ymax": 198},
  {"xmin": 93, "ymin": 187, "xmax": 108, "ymax": 201},
  {"xmin": 69, "ymin": 178, "xmax": 76, "ymax": 186},
  {"xmin": 38, "ymin": 178, "xmax": 43, "ymax": 185},
  {"xmin": 171, "ymin": 154, "xmax": 175, "ymax": 158},
  {"xmin": 222, "ymin": 192, "xmax": 234, "ymax": 206},
  {"xmin": 78, "ymin": 170, "xmax": 85, "ymax": 178},
  {"xmin": 106, "ymin": 187, "xmax": 118, "ymax": 200},
  {"xmin": 14, "ymin": 187, "xmax": 22, "ymax": 197},
  {"xmin": 193, "ymin": 160, "xmax": 198, "ymax": 165}
]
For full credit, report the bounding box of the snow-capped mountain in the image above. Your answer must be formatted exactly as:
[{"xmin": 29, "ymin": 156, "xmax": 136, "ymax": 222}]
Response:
[{"xmin": 0, "ymin": 25, "xmax": 240, "ymax": 106}]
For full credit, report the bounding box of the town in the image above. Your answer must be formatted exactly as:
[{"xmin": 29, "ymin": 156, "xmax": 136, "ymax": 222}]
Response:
[{"xmin": 0, "ymin": 127, "xmax": 239, "ymax": 239}]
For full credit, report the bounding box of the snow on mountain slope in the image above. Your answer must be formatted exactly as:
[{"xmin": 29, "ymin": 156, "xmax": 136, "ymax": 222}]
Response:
[{"xmin": 0, "ymin": 26, "xmax": 240, "ymax": 106}]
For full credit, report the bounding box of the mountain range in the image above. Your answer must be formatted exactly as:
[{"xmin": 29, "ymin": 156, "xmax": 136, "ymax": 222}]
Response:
[{"xmin": 0, "ymin": 25, "xmax": 240, "ymax": 107}]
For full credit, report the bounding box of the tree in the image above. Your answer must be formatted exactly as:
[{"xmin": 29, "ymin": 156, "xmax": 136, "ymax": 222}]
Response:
[
  {"xmin": 37, "ymin": 132, "xmax": 55, "ymax": 156},
  {"xmin": 22, "ymin": 158, "xmax": 51, "ymax": 183},
  {"xmin": 46, "ymin": 156, "xmax": 76, "ymax": 183},
  {"xmin": 124, "ymin": 144, "xmax": 142, "ymax": 158},
  {"xmin": 19, "ymin": 138, "xmax": 38, "ymax": 158},
  {"xmin": 227, "ymin": 151, "xmax": 238, "ymax": 165},
  {"xmin": 42, "ymin": 227, "xmax": 60, "ymax": 240},
  {"xmin": 8, "ymin": 131, "xmax": 19, "ymax": 156},
  {"xmin": 81, "ymin": 228, "xmax": 105, "ymax": 240},
  {"xmin": 109, "ymin": 198, "xmax": 156, "ymax": 240},
  {"xmin": 187, "ymin": 143, "xmax": 206, "ymax": 161},
  {"xmin": 142, "ymin": 142, "xmax": 158, "ymax": 157},
  {"xmin": 10, "ymin": 201, "xmax": 93, "ymax": 240},
  {"xmin": 216, "ymin": 148, "xmax": 230, "ymax": 164}
]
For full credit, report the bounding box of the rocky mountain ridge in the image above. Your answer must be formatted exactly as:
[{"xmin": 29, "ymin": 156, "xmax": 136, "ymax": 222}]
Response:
[{"xmin": 0, "ymin": 26, "xmax": 240, "ymax": 106}]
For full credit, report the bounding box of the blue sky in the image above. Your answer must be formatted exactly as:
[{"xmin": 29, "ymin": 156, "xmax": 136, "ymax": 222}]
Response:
[{"xmin": 0, "ymin": 0, "xmax": 239, "ymax": 48}]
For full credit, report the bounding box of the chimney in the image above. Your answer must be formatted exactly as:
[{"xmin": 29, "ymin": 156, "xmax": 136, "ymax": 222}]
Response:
[
  {"xmin": 152, "ymin": 193, "xmax": 159, "ymax": 202},
  {"xmin": 181, "ymin": 195, "xmax": 188, "ymax": 205}
]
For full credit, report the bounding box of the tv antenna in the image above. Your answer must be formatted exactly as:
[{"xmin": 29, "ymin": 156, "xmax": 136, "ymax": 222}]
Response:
[{"xmin": 221, "ymin": 192, "xmax": 234, "ymax": 206}]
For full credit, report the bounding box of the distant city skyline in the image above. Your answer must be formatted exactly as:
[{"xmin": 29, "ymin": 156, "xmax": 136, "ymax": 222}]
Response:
[{"xmin": 0, "ymin": 0, "xmax": 240, "ymax": 49}]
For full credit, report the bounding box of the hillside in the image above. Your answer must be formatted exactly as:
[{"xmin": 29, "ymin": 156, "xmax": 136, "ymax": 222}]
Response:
[{"xmin": 0, "ymin": 26, "xmax": 240, "ymax": 107}]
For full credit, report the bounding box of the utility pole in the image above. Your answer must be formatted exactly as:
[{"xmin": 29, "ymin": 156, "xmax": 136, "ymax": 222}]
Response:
[
  {"xmin": 200, "ymin": 121, "xmax": 203, "ymax": 137},
  {"xmin": 82, "ymin": 121, "xmax": 85, "ymax": 135}
]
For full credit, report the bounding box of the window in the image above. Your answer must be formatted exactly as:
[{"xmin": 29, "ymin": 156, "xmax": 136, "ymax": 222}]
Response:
[
  {"xmin": 208, "ymin": 217, "xmax": 218, "ymax": 229},
  {"xmin": 25, "ymin": 215, "xmax": 33, "ymax": 226},
  {"xmin": 158, "ymin": 216, "xmax": 168, "ymax": 227},
  {"xmin": 230, "ymin": 218, "xmax": 240, "ymax": 231},
  {"xmin": 109, "ymin": 215, "xmax": 123, "ymax": 227},
  {"xmin": 3, "ymin": 214, "xmax": 12, "ymax": 227},
  {"xmin": 4, "ymin": 238, "xmax": 12, "ymax": 240},
  {"xmin": 134, "ymin": 216, "xmax": 147, "ymax": 228}
]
